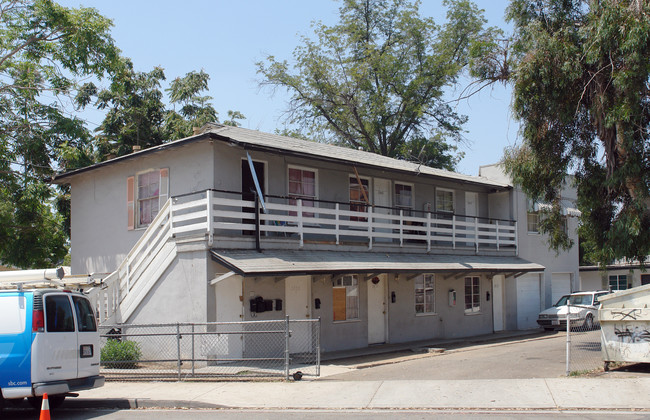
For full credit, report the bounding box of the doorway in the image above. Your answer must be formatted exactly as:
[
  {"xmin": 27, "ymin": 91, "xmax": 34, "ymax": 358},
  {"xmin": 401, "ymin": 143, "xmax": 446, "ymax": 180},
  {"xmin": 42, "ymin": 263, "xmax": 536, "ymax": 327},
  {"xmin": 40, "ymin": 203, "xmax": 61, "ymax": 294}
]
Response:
[
  {"xmin": 285, "ymin": 276, "xmax": 312, "ymax": 353},
  {"xmin": 373, "ymin": 178, "xmax": 391, "ymax": 242},
  {"xmin": 367, "ymin": 275, "xmax": 387, "ymax": 344},
  {"xmin": 241, "ymin": 159, "xmax": 265, "ymax": 235}
]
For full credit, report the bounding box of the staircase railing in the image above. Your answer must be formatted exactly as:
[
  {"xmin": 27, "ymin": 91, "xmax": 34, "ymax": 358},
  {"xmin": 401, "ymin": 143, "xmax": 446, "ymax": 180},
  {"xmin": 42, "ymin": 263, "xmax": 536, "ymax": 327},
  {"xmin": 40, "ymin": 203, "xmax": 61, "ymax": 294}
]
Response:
[{"xmin": 89, "ymin": 198, "xmax": 174, "ymax": 323}]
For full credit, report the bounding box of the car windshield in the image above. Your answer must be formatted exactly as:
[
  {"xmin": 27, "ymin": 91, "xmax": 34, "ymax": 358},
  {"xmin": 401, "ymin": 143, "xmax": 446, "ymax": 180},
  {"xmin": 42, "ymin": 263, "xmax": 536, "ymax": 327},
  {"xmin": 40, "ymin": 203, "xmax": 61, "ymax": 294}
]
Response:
[
  {"xmin": 554, "ymin": 294, "xmax": 593, "ymax": 306},
  {"xmin": 554, "ymin": 295, "xmax": 570, "ymax": 307}
]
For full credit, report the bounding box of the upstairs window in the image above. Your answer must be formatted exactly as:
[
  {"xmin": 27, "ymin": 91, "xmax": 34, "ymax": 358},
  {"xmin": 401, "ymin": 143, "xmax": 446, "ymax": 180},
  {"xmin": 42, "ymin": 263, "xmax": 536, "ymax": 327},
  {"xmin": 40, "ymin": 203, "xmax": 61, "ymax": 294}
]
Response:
[
  {"xmin": 349, "ymin": 176, "xmax": 369, "ymax": 221},
  {"xmin": 527, "ymin": 199, "xmax": 540, "ymax": 233},
  {"xmin": 435, "ymin": 188, "xmax": 454, "ymax": 213},
  {"xmin": 127, "ymin": 168, "xmax": 169, "ymax": 230},
  {"xmin": 288, "ymin": 167, "xmax": 317, "ymax": 215},
  {"xmin": 395, "ymin": 183, "xmax": 413, "ymax": 213}
]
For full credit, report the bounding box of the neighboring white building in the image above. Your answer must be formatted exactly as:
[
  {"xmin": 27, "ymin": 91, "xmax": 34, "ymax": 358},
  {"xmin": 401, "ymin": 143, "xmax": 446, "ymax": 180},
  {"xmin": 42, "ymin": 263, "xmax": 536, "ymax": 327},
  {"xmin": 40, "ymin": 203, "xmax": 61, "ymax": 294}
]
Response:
[
  {"xmin": 52, "ymin": 124, "xmax": 581, "ymax": 353},
  {"xmin": 479, "ymin": 164, "xmax": 581, "ymax": 325},
  {"xmin": 581, "ymin": 261, "xmax": 650, "ymax": 292}
]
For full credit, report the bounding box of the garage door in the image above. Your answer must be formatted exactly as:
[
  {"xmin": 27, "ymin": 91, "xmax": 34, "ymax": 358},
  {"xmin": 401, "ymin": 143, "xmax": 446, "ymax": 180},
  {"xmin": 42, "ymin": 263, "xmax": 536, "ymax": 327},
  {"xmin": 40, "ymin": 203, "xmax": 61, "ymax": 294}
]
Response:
[
  {"xmin": 551, "ymin": 273, "xmax": 571, "ymax": 307},
  {"xmin": 517, "ymin": 274, "xmax": 541, "ymax": 330}
]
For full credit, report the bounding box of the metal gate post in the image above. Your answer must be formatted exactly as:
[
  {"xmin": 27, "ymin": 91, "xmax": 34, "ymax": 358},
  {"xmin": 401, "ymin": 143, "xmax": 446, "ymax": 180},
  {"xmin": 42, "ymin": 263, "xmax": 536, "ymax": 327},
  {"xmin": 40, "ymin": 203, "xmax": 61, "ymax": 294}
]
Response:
[
  {"xmin": 565, "ymin": 300, "xmax": 571, "ymax": 376},
  {"xmin": 191, "ymin": 324, "xmax": 195, "ymax": 377},
  {"xmin": 317, "ymin": 317, "xmax": 321, "ymax": 377},
  {"xmin": 177, "ymin": 323, "xmax": 182, "ymax": 381},
  {"xmin": 285, "ymin": 315, "xmax": 290, "ymax": 380}
]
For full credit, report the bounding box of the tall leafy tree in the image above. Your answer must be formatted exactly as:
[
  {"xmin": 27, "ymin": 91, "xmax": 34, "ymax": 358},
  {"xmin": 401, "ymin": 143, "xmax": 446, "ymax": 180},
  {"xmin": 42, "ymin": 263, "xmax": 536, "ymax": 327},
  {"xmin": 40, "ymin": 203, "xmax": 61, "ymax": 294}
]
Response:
[
  {"xmin": 76, "ymin": 58, "xmax": 167, "ymax": 158},
  {"xmin": 257, "ymin": 0, "xmax": 496, "ymax": 170},
  {"xmin": 0, "ymin": 0, "xmax": 118, "ymax": 268},
  {"xmin": 492, "ymin": 0, "xmax": 650, "ymax": 266}
]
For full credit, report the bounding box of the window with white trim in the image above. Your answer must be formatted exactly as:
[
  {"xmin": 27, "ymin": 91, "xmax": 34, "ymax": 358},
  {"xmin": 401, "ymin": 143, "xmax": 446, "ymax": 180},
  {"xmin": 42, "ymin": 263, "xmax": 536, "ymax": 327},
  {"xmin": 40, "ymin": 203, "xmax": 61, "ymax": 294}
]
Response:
[
  {"xmin": 288, "ymin": 166, "xmax": 317, "ymax": 215},
  {"xmin": 435, "ymin": 188, "xmax": 454, "ymax": 213},
  {"xmin": 415, "ymin": 274, "xmax": 435, "ymax": 314},
  {"xmin": 127, "ymin": 168, "xmax": 169, "ymax": 230},
  {"xmin": 609, "ymin": 274, "xmax": 628, "ymax": 291},
  {"xmin": 349, "ymin": 176, "xmax": 370, "ymax": 221},
  {"xmin": 464, "ymin": 276, "xmax": 480, "ymax": 314},
  {"xmin": 395, "ymin": 182, "xmax": 413, "ymax": 213},
  {"xmin": 333, "ymin": 275, "xmax": 359, "ymax": 321},
  {"xmin": 527, "ymin": 199, "xmax": 540, "ymax": 233}
]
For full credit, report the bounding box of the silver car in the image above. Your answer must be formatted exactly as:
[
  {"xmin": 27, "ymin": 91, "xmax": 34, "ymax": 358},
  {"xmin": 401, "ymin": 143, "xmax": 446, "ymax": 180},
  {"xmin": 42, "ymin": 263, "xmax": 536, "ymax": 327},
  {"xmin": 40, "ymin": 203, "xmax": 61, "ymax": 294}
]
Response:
[{"xmin": 537, "ymin": 290, "xmax": 610, "ymax": 331}]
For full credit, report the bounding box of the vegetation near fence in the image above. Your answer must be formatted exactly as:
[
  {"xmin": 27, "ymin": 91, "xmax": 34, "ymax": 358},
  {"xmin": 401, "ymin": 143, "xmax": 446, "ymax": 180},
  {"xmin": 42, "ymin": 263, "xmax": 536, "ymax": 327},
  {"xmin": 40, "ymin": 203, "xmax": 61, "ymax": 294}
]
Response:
[{"xmin": 98, "ymin": 318, "xmax": 320, "ymax": 381}]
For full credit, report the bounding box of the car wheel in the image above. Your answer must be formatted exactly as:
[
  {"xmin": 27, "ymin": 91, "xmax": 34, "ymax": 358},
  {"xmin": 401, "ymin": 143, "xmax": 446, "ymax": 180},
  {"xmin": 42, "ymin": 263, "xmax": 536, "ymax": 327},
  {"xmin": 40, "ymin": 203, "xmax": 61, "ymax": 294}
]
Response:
[
  {"xmin": 583, "ymin": 314, "xmax": 595, "ymax": 330},
  {"xmin": 543, "ymin": 327, "xmax": 555, "ymax": 332}
]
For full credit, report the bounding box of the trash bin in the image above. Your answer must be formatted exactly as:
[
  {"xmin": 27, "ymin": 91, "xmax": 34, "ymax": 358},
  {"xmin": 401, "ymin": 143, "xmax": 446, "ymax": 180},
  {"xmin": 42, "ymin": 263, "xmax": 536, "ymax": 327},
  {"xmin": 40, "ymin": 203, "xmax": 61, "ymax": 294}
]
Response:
[{"xmin": 599, "ymin": 284, "xmax": 650, "ymax": 371}]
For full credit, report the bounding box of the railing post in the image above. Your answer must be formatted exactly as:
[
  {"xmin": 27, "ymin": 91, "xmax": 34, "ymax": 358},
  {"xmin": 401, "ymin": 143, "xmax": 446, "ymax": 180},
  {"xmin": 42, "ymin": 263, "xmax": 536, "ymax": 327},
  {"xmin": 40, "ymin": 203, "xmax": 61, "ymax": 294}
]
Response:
[
  {"xmin": 335, "ymin": 203, "xmax": 340, "ymax": 245},
  {"xmin": 285, "ymin": 315, "xmax": 290, "ymax": 380},
  {"xmin": 452, "ymin": 215, "xmax": 456, "ymax": 249},
  {"xmin": 426, "ymin": 212, "xmax": 431, "ymax": 252},
  {"xmin": 496, "ymin": 220, "xmax": 500, "ymax": 251},
  {"xmin": 298, "ymin": 200, "xmax": 304, "ymax": 248},
  {"xmin": 177, "ymin": 323, "xmax": 182, "ymax": 381},
  {"xmin": 474, "ymin": 217, "xmax": 479, "ymax": 253},
  {"xmin": 367, "ymin": 206, "xmax": 373, "ymax": 250},
  {"xmin": 515, "ymin": 221, "xmax": 519, "ymax": 256},
  {"xmin": 399, "ymin": 209, "xmax": 404, "ymax": 247},
  {"xmin": 206, "ymin": 190, "xmax": 214, "ymax": 246},
  {"xmin": 255, "ymin": 192, "xmax": 261, "ymax": 252}
]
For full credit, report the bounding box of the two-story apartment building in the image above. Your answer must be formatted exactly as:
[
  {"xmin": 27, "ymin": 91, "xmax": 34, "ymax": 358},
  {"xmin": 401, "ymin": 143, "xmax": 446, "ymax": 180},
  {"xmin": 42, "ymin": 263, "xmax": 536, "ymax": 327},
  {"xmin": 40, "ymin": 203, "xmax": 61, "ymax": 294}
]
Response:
[{"xmin": 52, "ymin": 123, "xmax": 578, "ymax": 353}]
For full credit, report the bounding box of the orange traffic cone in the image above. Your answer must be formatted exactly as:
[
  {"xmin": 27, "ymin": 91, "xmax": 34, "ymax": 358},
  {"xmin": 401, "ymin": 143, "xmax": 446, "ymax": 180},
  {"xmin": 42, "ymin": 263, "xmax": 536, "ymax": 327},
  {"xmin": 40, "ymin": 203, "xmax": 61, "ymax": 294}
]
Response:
[{"xmin": 39, "ymin": 393, "xmax": 51, "ymax": 420}]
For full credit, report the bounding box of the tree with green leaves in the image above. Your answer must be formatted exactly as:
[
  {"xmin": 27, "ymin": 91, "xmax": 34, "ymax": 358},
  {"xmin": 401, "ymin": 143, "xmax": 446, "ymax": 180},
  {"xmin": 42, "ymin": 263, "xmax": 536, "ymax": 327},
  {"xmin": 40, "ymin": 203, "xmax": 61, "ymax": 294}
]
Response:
[
  {"xmin": 0, "ymin": 0, "xmax": 119, "ymax": 268},
  {"xmin": 491, "ymin": 0, "xmax": 650, "ymax": 266},
  {"xmin": 257, "ymin": 0, "xmax": 496, "ymax": 170}
]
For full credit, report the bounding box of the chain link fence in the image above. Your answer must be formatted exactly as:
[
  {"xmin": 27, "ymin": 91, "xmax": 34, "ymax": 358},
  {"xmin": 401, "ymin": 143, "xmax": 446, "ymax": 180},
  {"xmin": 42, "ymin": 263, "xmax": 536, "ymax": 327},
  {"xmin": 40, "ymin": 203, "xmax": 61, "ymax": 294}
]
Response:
[
  {"xmin": 98, "ymin": 318, "xmax": 320, "ymax": 381},
  {"xmin": 565, "ymin": 303, "xmax": 604, "ymax": 375}
]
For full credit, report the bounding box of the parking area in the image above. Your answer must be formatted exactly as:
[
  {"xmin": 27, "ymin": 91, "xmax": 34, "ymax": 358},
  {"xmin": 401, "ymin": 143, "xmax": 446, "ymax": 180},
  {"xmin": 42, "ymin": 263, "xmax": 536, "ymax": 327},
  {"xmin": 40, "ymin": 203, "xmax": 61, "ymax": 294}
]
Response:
[{"xmin": 322, "ymin": 331, "xmax": 649, "ymax": 381}]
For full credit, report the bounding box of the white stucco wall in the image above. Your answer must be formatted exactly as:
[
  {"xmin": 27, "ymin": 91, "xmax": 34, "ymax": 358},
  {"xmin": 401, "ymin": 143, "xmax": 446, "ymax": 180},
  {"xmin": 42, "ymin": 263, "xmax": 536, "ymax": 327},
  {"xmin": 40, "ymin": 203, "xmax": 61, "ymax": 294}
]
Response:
[{"xmin": 67, "ymin": 141, "xmax": 214, "ymax": 274}]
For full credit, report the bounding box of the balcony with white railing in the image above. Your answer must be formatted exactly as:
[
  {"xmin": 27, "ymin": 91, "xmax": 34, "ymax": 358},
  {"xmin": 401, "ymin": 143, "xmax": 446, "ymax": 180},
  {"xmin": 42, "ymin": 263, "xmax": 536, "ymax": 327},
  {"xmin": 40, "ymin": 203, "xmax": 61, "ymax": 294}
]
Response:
[{"xmin": 171, "ymin": 189, "xmax": 518, "ymax": 255}]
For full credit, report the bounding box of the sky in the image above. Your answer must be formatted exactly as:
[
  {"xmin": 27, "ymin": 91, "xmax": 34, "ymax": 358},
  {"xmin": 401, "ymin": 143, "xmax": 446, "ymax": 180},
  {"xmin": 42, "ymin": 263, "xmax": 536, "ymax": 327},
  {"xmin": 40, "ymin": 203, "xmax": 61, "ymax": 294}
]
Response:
[{"xmin": 57, "ymin": 0, "xmax": 518, "ymax": 176}]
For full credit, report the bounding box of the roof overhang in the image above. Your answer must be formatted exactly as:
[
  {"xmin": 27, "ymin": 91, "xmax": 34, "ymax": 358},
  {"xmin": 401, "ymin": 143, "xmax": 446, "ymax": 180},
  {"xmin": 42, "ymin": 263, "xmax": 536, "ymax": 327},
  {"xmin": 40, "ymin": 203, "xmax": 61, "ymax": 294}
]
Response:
[{"xmin": 210, "ymin": 250, "xmax": 544, "ymax": 278}]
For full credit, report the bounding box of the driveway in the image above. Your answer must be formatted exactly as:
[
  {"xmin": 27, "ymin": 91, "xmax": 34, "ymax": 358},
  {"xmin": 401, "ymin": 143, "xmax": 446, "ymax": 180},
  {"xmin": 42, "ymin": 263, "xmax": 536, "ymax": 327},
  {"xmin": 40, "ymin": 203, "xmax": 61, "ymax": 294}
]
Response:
[{"xmin": 322, "ymin": 332, "xmax": 578, "ymax": 381}]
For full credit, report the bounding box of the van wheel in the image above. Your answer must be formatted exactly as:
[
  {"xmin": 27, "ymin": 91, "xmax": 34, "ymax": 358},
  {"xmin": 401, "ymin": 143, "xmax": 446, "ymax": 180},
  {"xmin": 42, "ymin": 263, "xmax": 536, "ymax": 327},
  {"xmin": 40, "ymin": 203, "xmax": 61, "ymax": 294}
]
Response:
[{"xmin": 28, "ymin": 395, "xmax": 65, "ymax": 410}]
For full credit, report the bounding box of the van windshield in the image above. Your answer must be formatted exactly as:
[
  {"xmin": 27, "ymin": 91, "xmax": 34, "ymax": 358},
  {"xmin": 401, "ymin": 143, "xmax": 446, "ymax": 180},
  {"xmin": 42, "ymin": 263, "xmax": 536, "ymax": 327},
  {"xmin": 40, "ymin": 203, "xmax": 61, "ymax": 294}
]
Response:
[{"xmin": 73, "ymin": 296, "xmax": 97, "ymax": 332}]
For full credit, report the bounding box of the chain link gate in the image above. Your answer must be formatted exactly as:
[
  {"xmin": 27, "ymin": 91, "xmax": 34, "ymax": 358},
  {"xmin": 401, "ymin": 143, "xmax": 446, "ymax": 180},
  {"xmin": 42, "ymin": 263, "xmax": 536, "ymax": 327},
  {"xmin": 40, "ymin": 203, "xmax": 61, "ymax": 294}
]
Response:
[
  {"xmin": 565, "ymin": 302, "xmax": 604, "ymax": 375},
  {"xmin": 98, "ymin": 317, "xmax": 320, "ymax": 381}
]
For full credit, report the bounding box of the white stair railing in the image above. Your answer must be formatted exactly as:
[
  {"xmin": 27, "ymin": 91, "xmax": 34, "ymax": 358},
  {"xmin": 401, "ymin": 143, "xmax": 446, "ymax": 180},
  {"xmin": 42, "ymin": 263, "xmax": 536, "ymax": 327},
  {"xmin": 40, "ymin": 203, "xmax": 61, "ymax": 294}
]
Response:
[{"xmin": 88, "ymin": 199, "xmax": 176, "ymax": 324}]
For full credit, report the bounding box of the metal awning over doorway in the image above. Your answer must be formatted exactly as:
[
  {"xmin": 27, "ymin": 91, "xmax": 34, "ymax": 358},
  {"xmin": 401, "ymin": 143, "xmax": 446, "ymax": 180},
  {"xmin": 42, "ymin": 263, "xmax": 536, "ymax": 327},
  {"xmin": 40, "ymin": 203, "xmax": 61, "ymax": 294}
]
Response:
[{"xmin": 210, "ymin": 249, "xmax": 544, "ymax": 277}]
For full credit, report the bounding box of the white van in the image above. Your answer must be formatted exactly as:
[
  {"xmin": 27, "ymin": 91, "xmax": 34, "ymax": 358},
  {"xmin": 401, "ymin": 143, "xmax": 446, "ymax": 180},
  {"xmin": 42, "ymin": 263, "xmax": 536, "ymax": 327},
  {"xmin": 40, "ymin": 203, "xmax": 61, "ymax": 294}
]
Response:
[{"xmin": 0, "ymin": 288, "xmax": 104, "ymax": 409}]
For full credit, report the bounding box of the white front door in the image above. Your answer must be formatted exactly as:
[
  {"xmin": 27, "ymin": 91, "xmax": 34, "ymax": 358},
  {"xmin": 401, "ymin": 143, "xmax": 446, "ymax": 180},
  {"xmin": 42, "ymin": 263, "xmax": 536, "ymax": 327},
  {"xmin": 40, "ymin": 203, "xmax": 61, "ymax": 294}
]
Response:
[
  {"xmin": 492, "ymin": 275, "xmax": 505, "ymax": 332},
  {"xmin": 373, "ymin": 178, "xmax": 392, "ymax": 242},
  {"xmin": 465, "ymin": 192, "xmax": 478, "ymax": 217},
  {"xmin": 285, "ymin": 276, "xmax": 312, "ymax": 353},
  {"xmin": 214, "ymin": 275, "xmax": 243, "ymax": 358},
  {"xmin": 367, "ymin": 275, "xmax": 387, "ymax": 344}
]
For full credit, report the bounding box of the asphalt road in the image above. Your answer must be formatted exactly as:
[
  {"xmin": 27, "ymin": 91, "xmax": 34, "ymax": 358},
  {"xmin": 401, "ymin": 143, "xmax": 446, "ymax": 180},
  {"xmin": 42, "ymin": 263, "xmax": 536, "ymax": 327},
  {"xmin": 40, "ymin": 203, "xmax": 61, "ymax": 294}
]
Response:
[
  {"xmin": 3, "ymin": 408, "xmax": 649, "ymax": 419},
  {"xmin": 323, "ymin": 332, "xmax": 574, "ymax": 381}
]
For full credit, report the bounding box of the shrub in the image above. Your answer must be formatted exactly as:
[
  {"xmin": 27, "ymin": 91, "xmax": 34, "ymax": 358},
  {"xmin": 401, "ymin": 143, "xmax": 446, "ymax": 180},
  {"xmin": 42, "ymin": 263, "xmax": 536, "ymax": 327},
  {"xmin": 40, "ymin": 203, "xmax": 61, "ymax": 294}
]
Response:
[{"xmin": 101, "ymin": 339, "xmax": 142, "ymax": 369}]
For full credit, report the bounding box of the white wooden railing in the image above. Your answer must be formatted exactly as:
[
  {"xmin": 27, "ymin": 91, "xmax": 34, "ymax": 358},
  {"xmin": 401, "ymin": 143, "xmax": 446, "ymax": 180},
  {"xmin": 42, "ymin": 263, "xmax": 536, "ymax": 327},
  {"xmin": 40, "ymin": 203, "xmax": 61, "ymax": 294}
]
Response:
[
  {"xmin": 88, "ymin": 189, "xmax": 518, "ymax": 324},
  {"xmin": 88, "ymin": 199, "xmax": 175, "ymax": 324},
  {"xmin": 172, "ymin": 190, "xmax": 518, "ymax": 252}
]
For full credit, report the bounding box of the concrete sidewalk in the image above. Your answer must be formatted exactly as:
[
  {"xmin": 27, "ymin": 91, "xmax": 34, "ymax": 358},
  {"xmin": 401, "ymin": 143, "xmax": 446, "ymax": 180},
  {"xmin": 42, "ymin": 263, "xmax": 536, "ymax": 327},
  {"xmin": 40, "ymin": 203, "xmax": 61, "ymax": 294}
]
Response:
[
  {"xmin": 66, "ymin": 330, "xmax": 650, "ymax": 411},
  {"xmin": 73, "ymin": 377, "xmax": 650, "ymax": 410}
]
